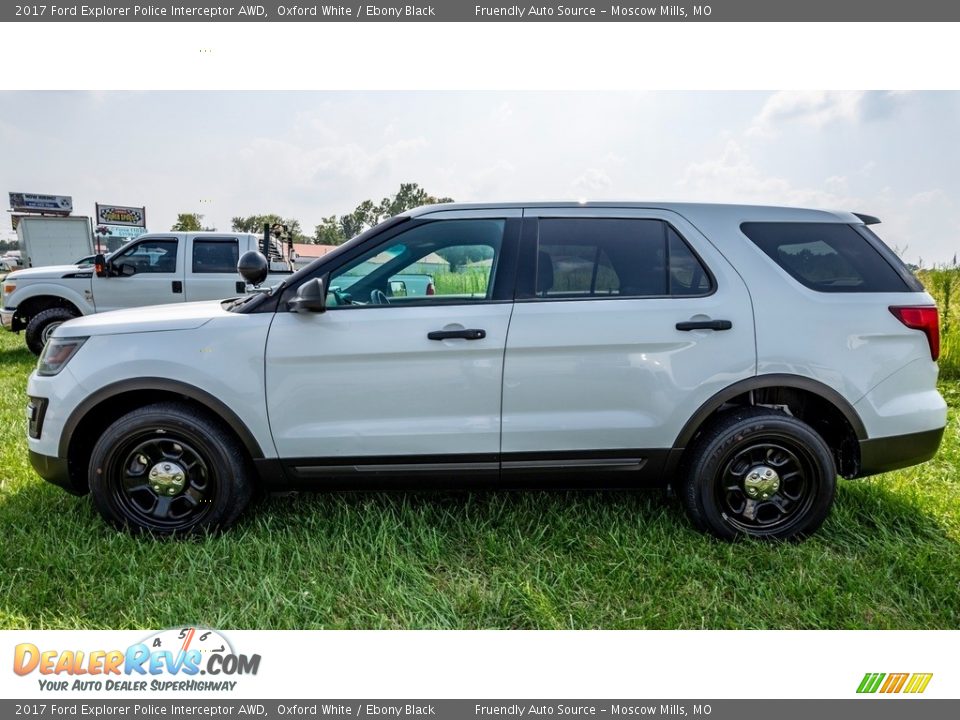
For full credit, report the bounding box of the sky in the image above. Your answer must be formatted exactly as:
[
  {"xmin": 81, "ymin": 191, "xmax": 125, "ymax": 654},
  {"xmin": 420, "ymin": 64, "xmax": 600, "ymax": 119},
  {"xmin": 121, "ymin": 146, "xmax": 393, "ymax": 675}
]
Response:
[{"xmin": 0, "ymin": 90, "xmax": 957, "ymax": 265}]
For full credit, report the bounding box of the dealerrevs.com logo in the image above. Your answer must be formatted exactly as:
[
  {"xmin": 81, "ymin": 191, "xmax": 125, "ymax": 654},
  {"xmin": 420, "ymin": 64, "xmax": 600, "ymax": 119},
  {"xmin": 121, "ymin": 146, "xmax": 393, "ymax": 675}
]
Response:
[
  {"xmin": 857, "ymin": 672, "xmax": 933, "ymax": 694},
  {"xmin": 13, "ymin": 627, "xmax": 261, "ymax": 692}
]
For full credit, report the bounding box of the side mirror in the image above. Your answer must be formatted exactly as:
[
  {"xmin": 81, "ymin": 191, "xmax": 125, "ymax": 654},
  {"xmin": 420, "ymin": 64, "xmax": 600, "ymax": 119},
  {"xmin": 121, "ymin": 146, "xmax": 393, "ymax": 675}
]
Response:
[
  {"xmin": 237, "ymin": 250, "xmax": 269, "ymax": 287},
  {"xmin": 288, "ymin": 277, "xmax": 327, "ymax": 313},
  {"xmin": 94, "ymin": 254, "xmax": 107, "ymax": 278}
]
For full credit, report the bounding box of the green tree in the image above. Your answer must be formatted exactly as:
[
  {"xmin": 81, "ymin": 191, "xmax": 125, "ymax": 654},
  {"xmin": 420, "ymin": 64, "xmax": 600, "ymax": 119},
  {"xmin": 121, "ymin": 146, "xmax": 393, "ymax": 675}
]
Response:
[
  {"xmin": 378, "ymin": 182, "xmax": 453, "ymax": 219},
  {"xmin": 171, "ymin": 213, "xmax": 214, "ymax": 232},
  {"xmin": 231, "ymin": 214, "xmax": 306, "ymax": 243},
  {"xmin": 312, "ymin": 183, "xmax": 453, "ymax": 245},
  {"xmin": 313, "ymin": 216, "xmax": 344, "ymax": 246}
]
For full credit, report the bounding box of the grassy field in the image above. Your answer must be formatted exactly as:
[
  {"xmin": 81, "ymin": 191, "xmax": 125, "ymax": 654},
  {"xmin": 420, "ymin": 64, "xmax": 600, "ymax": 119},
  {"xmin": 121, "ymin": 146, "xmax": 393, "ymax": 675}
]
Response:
[{"xmin": 1, "ymin": 330, "xmax": 959, "ymax": 630}]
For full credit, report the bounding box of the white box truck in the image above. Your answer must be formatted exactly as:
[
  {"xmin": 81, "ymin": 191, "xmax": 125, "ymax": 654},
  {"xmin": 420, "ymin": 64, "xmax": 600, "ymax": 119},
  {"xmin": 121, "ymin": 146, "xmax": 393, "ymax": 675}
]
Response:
[{"xmin": 17, "ymin": 216, "xmax": 94, "ymax": 268}]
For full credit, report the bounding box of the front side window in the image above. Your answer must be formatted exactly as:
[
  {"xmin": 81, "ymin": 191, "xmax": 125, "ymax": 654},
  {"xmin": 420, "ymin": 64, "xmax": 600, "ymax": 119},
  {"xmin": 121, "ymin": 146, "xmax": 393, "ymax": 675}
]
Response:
[
  {"xmin": 327, "ymin": 219, "xmax": 504, "ymax": 307},
  {"xmin": 192, "ymin": 239, "xmax": 239, "ymax": 273},
  {"xmin": 111, "ymin": 239, "xmax": 178, "ymax": 275},
  {"xmin": 535, "ymin": 218, "xmax": 713, "ymax": 298}
]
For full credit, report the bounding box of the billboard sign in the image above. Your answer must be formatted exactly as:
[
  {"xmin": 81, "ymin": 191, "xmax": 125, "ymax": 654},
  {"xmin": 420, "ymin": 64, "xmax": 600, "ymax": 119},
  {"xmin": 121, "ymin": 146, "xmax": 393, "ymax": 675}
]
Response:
[
  {"xmin": 8, "ymin": 192, "xmax": 73, "ymax": 214},
  {"xmin": 96, "ymin": 203, "xmax": 146, "ymax": 227},
  {"xmin": 100, "ymin": 224, "xmax": 147, "ymax": 239}
]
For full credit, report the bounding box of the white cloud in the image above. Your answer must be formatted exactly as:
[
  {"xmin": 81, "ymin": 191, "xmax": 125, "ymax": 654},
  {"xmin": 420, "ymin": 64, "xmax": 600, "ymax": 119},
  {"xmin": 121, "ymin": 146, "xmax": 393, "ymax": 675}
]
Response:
[
  {"xmin": 677, "ymin": 140, "xmax": 858, "ymax": 209},
  {"xmin": 747, "ymin": 91, "xmax": 903, "ymax": 137},
  {"xmin": 572, "ymin": 168, "xmax": 613, "ymax": 195}
]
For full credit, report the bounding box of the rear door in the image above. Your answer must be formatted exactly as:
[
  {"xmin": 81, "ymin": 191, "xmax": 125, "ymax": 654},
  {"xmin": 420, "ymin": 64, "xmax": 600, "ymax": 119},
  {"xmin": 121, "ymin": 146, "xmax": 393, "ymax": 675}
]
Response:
[
  {"xmin": 185, "ymin": 235, "xmax": 244, "ymax": 301},
  {"xmin": 501, "ymin": 207, "xmax": 756, "ymax": 468}
]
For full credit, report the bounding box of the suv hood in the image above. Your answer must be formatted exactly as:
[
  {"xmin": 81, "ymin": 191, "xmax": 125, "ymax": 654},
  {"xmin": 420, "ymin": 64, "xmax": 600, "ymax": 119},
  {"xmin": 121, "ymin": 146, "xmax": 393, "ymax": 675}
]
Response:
[
  {"xmin": 55, "ymin": 300, "xmax": 227, "ymax": 338},
  {"xmin": 7, "ymin": 264, "xmax": 89, "ymax": 280}
]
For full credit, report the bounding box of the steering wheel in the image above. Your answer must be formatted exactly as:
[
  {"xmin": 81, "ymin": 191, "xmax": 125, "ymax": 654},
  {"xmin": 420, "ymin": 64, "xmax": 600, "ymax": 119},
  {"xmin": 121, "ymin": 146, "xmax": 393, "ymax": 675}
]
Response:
[{"xmin": 370, "ymin": 289, "xmax": 390, "ymax": 305}]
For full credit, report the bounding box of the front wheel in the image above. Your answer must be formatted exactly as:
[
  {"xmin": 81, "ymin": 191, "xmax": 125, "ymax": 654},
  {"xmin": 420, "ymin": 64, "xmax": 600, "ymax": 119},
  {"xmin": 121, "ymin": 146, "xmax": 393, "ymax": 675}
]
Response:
[
  {"xmin": 88, "ymin": 402, "xmax": 253, "ymax": 535},
  {"xmin": 681, "ymin": 408, "xmax": 836, "ymax": 541},
  {"xmin": 25, "ymin": 307, "xmax": 79, "ymax": 355}
]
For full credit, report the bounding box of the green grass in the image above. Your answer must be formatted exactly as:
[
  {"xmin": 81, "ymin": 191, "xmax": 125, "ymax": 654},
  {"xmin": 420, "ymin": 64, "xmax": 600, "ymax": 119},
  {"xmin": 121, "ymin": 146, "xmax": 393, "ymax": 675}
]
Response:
[
  {"xmin": 1, "ymin": 330, "xmax": 959, "ymax": 630},
  {"xmin": 919, "ymin": 267, "xmax": 960, "ymax": 379}
]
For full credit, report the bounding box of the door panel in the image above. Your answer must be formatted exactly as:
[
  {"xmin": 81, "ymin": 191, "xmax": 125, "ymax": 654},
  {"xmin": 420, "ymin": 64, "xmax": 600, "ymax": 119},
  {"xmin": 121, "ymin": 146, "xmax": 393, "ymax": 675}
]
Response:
[
  {"xmin": 184, "ymin": 236, "xmax": 244, "ymax": 301},
  {"xmin": 501, "ymin": 209, "xmax": 756, "ymax": 453},
  {"xmin": 91, "ymin": 237, "xmax": 183, "ymax": 313},
  {"xmin": 265, "ymin": 215, "xmax": 519, "ymax": 463},
  {"xmin": 266, "ymin": 304, "xmax": 513, "ymax": 459}
]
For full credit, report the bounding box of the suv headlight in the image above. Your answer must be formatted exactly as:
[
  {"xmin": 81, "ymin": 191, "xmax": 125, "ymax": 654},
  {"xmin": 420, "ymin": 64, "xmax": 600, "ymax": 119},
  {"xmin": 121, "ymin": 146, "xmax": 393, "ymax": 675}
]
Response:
[{"xmin": 37, "ymin": 337, "xmax": 87, "ymax": 377}]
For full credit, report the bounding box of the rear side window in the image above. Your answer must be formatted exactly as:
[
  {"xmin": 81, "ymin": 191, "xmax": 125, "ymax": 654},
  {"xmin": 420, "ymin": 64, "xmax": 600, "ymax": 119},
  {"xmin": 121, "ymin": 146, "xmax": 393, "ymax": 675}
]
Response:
[
  {"xmin": 535, "ymin": 218, "xmax": 713, "ymax": 299},
  {"xmin": 192, "ymin": 239, "xmax": 239, "ymax": 274},
  {"xmin": 741, "ymin": 222, "xmax": 913, "ymax": 293}
]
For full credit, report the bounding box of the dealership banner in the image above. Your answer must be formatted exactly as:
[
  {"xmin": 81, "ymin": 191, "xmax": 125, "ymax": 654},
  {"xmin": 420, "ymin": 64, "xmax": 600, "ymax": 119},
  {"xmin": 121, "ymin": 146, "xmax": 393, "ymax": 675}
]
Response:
[
  {"xmin": 98, "ymin": 224, "xmax": 147, "ymax": 239},
  {"xmin": 0, "ymin": 699, "xmax": 957, "ymax": 720},
  {"xmin": 4, "ymin": 1, "xmax": 960, "ymax": 22},
  {"xmin": 96, "ymin": 203, "xmax": 146, "ymax": 228},
  {"xmin": 8, "ymin": 192, "xmax": 73, "ymax": 214},
  {"xmin": 2, "ymin": 629, "xmax": 957, "ymax": 702}
]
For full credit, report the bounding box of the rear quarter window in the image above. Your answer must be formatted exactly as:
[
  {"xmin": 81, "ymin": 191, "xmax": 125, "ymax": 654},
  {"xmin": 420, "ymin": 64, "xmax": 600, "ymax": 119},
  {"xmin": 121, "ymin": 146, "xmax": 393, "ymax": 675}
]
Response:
[{"xmin": 741, "ymin": 222, "xmax": 915, "ymax": 293}]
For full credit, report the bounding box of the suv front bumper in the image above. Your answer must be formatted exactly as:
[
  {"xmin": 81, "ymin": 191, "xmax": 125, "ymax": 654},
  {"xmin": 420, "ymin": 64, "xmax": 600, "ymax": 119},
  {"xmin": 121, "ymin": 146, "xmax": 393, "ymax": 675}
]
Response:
[{"xmin": 29, "ymin": 450, "xmax": 83, "ymax": 495}]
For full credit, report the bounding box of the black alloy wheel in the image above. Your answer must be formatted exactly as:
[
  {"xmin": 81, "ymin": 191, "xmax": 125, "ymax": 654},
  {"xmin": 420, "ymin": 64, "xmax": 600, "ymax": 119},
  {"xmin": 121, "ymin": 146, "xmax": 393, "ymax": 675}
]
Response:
[
  {"xmin": 682, "ymin": 408, "xmax": 837, "ymax": 541},
  {"xmin": 88, "ymin": 402, "xmax": 253, "ymax": 535}
]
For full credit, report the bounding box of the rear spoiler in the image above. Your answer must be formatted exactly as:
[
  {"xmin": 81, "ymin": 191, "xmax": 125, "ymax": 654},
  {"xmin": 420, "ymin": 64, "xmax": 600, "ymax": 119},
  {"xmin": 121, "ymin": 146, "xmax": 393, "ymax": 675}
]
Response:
[{"xmin": 853, "ymin": 212, "xmax": 881, "ymax": 225}]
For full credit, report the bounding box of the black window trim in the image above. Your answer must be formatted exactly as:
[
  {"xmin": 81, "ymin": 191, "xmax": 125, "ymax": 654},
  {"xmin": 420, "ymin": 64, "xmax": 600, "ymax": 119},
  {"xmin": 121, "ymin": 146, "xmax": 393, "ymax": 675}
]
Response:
[
  {"xmin": 515, "ymin": 216, "xmax": 717, "ymax": 303},
  {"xmin": 191, "ymin": 237, "xmax": 241, "ymax": 274}
]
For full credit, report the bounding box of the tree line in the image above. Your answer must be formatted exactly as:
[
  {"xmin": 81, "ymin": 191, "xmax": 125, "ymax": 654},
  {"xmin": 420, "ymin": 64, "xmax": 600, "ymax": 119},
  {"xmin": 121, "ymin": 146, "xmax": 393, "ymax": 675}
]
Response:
[{"xmin": 170, "ymin": 183, "xmax": 453, "ymax": 245}]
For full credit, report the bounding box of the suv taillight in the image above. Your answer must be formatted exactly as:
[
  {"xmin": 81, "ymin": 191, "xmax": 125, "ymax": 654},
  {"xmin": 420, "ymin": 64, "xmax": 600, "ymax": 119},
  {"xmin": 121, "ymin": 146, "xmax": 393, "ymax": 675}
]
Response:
[{"xmin": 890, "ymin": 306, "xmax": 940, "ymax": 361}]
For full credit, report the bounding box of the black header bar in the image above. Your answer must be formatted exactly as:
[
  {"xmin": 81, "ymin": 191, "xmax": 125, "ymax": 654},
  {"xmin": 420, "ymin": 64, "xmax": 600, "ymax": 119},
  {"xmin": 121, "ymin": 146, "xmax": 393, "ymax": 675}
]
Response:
[{"xmin": 4, "ymin": 1, "xmax": 960, "ymax": 22}]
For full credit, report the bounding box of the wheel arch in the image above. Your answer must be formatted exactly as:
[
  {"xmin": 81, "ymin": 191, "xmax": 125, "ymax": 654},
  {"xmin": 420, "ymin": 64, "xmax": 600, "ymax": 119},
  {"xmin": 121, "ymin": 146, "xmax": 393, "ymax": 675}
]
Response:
[
  {"xmin": 11, "ymin": 286, "xmax": 90, "ymax": 321},
  {"xmin": 62, "ymin": 378, "xmax": 265, "ymax": 493},
  {"xmin": 672, "ymin": 374, "xmax": 867, "ymax": 478}
]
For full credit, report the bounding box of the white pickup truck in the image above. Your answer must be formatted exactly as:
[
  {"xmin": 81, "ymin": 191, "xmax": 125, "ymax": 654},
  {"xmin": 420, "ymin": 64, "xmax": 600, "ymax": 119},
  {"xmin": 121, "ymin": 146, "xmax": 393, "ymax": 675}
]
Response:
[{"xmin": 2, "ymin": 231, "xmax": 289, "ymax": 354}]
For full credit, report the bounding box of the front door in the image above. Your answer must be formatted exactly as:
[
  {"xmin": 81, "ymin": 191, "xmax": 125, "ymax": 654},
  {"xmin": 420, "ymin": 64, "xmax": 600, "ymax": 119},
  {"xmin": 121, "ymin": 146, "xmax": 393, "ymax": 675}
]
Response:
[
  {"xmin": 92, "ymin": 236, "xmax": 184, "ymax": 312},
  {"xmin": 265, "ymin": 212, "xmax": 520, "ymax": 479}
]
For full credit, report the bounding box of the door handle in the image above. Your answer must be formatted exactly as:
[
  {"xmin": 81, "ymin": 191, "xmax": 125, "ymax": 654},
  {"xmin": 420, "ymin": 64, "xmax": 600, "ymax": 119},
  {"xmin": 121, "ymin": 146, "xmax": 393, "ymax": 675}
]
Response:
[
  {"xmin": 172, "ymin": 280, "xmax": 183, "ymax": 294},
  {"xmin": 427, "ymin": 329, "xmax": 486, "ymax": 341},
  {"xmin": 676, "ymin": 319, "xmax": 732, "ymax": 331}
]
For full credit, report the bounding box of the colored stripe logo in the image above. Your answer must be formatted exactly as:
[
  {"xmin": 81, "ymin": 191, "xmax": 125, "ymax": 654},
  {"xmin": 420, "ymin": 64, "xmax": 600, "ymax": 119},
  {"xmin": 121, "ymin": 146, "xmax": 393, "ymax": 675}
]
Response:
[{"xmin": 857, "ymin": 672, "xmax": 933, "ymax": 694}]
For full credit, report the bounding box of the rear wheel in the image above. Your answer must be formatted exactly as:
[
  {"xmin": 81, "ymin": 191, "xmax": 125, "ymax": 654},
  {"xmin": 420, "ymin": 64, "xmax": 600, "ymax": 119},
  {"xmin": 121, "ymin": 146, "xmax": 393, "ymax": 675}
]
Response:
[
  {"xmin": 88, "ymin": 402, "xmax": 253, "ymax": 535},
  {"xmin": 681, "ymin": 408, "xmax": 836, "ymax": 541},
  {"xmin": 25, "ymin": 307, "xmax": 79, "ymax": 355}
]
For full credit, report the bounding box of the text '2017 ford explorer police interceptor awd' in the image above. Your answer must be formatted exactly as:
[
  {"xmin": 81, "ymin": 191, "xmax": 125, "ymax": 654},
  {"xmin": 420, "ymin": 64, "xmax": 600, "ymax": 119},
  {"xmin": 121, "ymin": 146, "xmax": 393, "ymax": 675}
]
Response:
[{"xmin": 25, "ymin": 203, "xmax": 946, "ymax": 540}]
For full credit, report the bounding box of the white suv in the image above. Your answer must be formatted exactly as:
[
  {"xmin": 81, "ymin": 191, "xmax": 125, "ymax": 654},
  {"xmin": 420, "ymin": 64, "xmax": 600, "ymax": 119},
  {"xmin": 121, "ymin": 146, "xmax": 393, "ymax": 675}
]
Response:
[{"xmin": 25, "ymin": 203, "xmax": 946, "ymax": 540}]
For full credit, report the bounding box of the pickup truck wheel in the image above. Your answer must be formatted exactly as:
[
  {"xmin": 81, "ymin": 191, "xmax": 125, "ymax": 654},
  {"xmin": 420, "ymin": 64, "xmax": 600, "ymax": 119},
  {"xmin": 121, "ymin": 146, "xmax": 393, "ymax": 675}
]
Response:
[
  {"xmin": 681, "ymin": 408, "xmax": 836, "ymax": 541},
  {"xmin": 88, "ymin": 402, "xmax": 253, "ymax": 535},
  {"xmin": 25, "ymin": 307, "xmax": 79, "ymax": 355}
]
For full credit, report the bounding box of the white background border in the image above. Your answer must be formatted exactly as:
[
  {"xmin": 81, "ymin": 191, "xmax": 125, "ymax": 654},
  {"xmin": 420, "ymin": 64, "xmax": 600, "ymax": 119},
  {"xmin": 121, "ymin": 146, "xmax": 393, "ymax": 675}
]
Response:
[{"xmin": 1, "ymin": 17, "xmax": 958, "ymax": 702}]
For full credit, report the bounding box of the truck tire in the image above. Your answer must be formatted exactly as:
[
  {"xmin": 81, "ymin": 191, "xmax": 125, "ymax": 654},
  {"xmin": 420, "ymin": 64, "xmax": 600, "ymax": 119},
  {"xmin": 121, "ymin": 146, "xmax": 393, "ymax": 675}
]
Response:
[
  {"xmin": 88, "ymin": 402, "xmax": 254, "ymax": 535},
  {"xmin": 25, "ymin": 307, "xmax": 79, "ymax": 355},
  {"xmin": 681, "ymin": 408, "xmax": 837, "ymax": 541}
]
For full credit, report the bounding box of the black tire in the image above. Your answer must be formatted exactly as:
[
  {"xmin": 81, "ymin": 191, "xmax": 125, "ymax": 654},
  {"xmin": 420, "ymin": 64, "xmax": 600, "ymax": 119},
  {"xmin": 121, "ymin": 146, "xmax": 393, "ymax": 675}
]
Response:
[
  {"xmin": 681, "ymin": 408, "xmax": 836, "ymax": 541},
  {"xmin": 88, "ymin": 402, "xmax": 253, "ymax": 535},
  {"xmin": 25, "ymin": 307, "xmax": 79, "ymax": 355}
]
